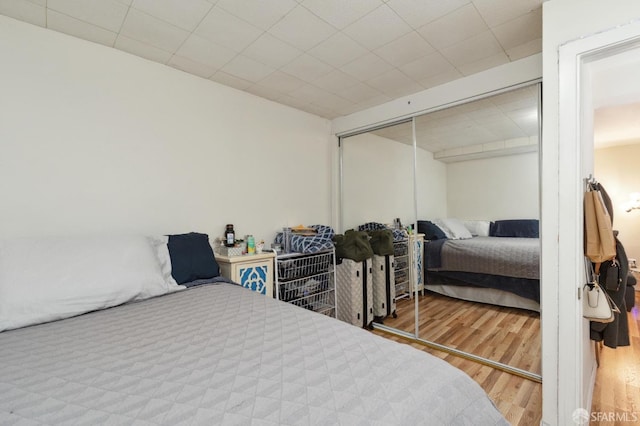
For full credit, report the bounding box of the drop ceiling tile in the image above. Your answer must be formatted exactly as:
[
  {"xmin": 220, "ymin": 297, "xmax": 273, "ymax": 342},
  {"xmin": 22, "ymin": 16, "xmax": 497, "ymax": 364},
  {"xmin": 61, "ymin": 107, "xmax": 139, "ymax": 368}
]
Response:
[
  {"xmin": 374, "ymin": 31, "xmax": 435, "ymax": 67},
  {"xmin": 209, "ymin": 71, "xmax": 253, "ymax": 91},
  {"xmin": 289, "ymin": 83, "xmax": 332, "ymax": 102},
  {"xmin": 114, "ymin": 0, "xmax": 132, "ymax": 5},
  {"xmin": 48, "ymin": 0, "xmax": 129, "ymax": 32},
  {"xmin": 0, "ymin": 0, "xmax": 45, "ymax": 26},
  {"xmin": 313, "ymin": 70, "xmax": 359, "ymax": 94},
  {"xmin": 277, "ymin": 94, "xmax": 312, "ymax": 110},
  {"xmin": 257, "ymin": 70, "xmax": 306, "ymax": 94},
  {"xmin": 216, "ymin": 0, "xmax": 297, "ymax": 31},
  {"xmin": 440, "ymin": 30, "xmax": 503, "ymax": 67},
  {"xmin": 307, "ymin": 91, "xmax": 352, "ymax": 111},
  {"xmin": 506, "ymin": 38, "xmax": 541, "ymax": 61},
  {"xmin": 473, "ymin": 0, "xmax": 542, "ymax": 28},
  {"xmin": 242, "ymin": 33, "xmax": 302, "ymax": 69},
  {"xmin": 492, "ymin": 8, "xmax": 542, "ymax": 51},
  {"xmin": 342, "ymin": 5, "xmax": 412, "ymax": 50},
  {"xmin": 301, "ymin": 0, "xmax": 383, "ymax": 29},
  {"xmin": 120, "ymin": 9, "xmax": 190, "ymax": 52},
  {"xmin": 131, "ymin": 0, "xmax": 212, "ymax": 32},
  {"xmin": 168, "ymin": 55, "xmax": 216, "ymax": 78},
  {"xmin": 341, "ymin": 52, "xmax": 394, "ymax": 81},
  {"xmin": 308, "ymin": 32, "xmax": 368, "ymax": 68},
  {"xmin": 114, "ymin": 35, "xmax": 173, "ymax": 63},
  {"xmin": 244, "ymin": 84, "xmax": 282, "ymax": 101},
  {"xmin": 221, "ymin": 55, "xmax": 275, "ymax": 83},
  {"xmin": 400, "ymin": 51, "xmax": 456, "ymax": 81},
  {"xmin": 280, "ymin": 54, "xmax": 333, "ymax": 82},
  {"xmin": 365, "ymin": 68, "xmax": 423, "ymax": 98},
  {"xmin": 339, "ymin": 83, "xmax": 384, "ymax": 104},
  {"xmin": 195, "ymin": 6, "xmax": 262, "ymax": 52},
  {"xmin": 268, "ymin": 5, "xmax": 335, "ymax": 51},
  {"xmin": 386, "ymin": 0, "xmax": 470, "ymax": 29},
  {"xmin": 47, "ymin": 9, "xmax": 117, "ymax": 47},
  {"xmin": 417, "ymin": 3, "xmax": 488, "ymax": 50},
  {"xmin": 176, "ymin": 34, "xmax": 236, "ymax": 70},
  {"xmin": 25, "ymin": 0, "xmax": 45, "ymax": 5},
  {"xmin": 457, "ymin": 51, "xmax": 509, "ymax": 76}
]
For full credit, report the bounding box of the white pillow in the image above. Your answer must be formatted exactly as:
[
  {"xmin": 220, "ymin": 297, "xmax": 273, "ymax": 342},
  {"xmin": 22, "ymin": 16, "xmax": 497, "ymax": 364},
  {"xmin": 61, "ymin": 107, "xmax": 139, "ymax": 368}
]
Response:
[
  {"xmin": 434, "ymin": 218, "xmax": 473, "ymax": 240},
  {"xmin": 462, "ymin": 220, "xmax": 491, "ymax": 237},
  {"xmin": 0, "ymin": 235, "xmax": 178, "ymax": 332}
]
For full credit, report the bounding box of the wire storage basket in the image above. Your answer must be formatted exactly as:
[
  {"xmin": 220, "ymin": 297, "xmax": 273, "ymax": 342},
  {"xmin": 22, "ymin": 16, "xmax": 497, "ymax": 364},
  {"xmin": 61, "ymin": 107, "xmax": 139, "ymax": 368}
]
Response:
[
  {"xmin": 393, "ymin": 239, "xmax": 410, "ymax": 300},
  {"xmin": 274, "ymin": 249, "xmax": 337, "ymax": 318}
]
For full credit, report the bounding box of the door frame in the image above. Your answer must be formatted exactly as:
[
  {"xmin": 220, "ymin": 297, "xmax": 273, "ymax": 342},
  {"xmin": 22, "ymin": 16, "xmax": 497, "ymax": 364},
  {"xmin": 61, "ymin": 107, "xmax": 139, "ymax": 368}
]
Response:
[{"xmin": 552, "ymin": 20, "xmax": 640, "ymax": 425}]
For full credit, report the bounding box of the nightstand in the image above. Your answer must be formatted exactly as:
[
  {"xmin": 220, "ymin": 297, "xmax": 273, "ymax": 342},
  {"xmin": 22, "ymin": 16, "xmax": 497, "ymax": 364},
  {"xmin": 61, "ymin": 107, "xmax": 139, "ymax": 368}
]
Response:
[{"xmin": 216, "ymin": 252, "xmax": 276, "ymax": 297}]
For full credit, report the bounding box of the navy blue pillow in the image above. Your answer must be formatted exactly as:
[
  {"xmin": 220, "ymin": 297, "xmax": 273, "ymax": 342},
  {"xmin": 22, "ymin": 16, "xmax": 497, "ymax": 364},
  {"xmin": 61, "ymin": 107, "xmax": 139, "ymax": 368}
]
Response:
[
  {"xmin": 167, "ymin": 232, "xmax": 220, "ymax": 284},
  {"xmin": 417, "ymin": 220, "xmax": 447, "ymax": 240},
  {"xmin": 490, "ymin": 220, "xmax": 539, "ymax": 238}
]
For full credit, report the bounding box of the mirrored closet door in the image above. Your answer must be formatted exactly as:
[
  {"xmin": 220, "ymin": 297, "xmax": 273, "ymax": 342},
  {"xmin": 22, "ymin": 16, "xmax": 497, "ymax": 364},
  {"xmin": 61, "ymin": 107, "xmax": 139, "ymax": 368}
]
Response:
[
  {"xmin": 339, "ymin": 83, "xmax": 542, "ymax": 380},
  {"xmin": 340, "ymin": 119, "xmax": 416, "ymax": 335}
]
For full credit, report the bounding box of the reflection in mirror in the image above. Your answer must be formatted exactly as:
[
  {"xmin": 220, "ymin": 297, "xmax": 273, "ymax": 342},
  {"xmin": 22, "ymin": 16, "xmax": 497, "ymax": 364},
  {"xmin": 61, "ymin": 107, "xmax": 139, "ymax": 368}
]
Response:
[
  {"xmin": 339, "ymin": 83, "xmax": 541, "ymax": 379},
  {"xmin": 340, "ymin": 120, "xmax": 419, "ymax": 335},
  {"xmin": 409, "ymin": 83, "xmax": 541, "ymax": 376}
]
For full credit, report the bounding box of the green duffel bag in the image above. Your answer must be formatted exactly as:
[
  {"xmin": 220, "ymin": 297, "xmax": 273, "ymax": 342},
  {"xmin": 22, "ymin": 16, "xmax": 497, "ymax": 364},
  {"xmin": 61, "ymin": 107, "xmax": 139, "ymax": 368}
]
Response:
[
  {"xmin": 333, "ymin": 230, "xmax": 373, "ymax": 262},
  {"xmin": 368, "ymin": 229, "xmax": 394, "ymax": 256}
]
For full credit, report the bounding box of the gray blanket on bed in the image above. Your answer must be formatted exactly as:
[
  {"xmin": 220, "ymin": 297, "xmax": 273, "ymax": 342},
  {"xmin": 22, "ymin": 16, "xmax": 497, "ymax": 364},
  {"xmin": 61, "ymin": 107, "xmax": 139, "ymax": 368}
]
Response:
[
  {"xmin": 0, "ymin": 283, "xmax": 507, "ymax": 425},
  {"xmin": 429, "ymin": 236, "xmax": 540, "ymax": 280}
]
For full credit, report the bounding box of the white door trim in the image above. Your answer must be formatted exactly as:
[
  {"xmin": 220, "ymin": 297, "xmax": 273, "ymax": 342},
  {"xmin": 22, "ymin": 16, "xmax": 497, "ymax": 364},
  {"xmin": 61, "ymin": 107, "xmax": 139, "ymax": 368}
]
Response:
[{"xmin": 554, "ymin": 20, "xmax": 640, "ymax": 425}]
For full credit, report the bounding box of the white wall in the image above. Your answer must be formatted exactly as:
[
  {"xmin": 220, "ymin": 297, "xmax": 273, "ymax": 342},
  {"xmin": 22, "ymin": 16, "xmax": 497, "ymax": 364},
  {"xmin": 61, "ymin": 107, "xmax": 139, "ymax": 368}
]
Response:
[
  {"xmin": 542, "ymin": 1, "xmax": 640, "ymax": 424},
  {"xmin": 445, "ymin": 152, "xmax": 539, "ymax": 220},
  {"xmin": 416, "ymin": 147, "xmax": 447, "ymax": 221},
  {"xmin": 595, "ymin": 142, "xmax": 640, "ymax": 262},
  {"xmin": 341, "ymin": 133, "xmax": 446, "ymax": 231},
  {"xmin": 0, "ymin": 16, "xmax": 332, "ymax": 243}
]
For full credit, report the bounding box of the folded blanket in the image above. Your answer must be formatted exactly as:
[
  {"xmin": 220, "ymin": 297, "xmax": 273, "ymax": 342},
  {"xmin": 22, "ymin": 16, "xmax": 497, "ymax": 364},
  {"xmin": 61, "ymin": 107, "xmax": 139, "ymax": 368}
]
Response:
[{"xmin": 275, "ymin": 224, "xmax": 335, "ymax": 254}]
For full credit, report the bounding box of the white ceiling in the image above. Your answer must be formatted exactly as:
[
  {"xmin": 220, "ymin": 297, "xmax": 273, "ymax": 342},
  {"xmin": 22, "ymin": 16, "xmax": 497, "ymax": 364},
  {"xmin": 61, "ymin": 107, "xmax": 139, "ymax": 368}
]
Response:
[
  {"xmin": 371, "ymin": 83, "xmax": 539, "ymax": 153},
  {"xmin": 0, "ymin": 0, "xmax": 543, "ymax": 120}
]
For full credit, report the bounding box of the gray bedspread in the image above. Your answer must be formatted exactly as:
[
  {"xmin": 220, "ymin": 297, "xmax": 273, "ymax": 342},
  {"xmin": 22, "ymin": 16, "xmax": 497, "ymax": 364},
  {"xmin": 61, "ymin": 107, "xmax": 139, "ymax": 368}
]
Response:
[
  {"xmin": 435, "ymin": 236, "xmax": 539, "ymax": 280},
  {"xmin": 0, "ymin": 283, "xmax": 507, "ymax": 425}
]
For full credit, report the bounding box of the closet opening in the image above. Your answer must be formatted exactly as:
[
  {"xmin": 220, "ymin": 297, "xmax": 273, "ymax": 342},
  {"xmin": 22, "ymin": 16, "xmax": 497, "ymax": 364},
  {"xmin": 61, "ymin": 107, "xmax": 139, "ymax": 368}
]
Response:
[{"xmin": 338, "ymin": 81, "xmax": 542, "ymax": 383}]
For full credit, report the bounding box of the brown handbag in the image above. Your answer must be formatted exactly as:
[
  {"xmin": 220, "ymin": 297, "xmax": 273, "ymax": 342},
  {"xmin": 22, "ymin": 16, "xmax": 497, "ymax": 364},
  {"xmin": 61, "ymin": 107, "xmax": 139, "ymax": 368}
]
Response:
[{"xmin": 584, "ymin": 188, "xmax": 616, "ymax": 273}]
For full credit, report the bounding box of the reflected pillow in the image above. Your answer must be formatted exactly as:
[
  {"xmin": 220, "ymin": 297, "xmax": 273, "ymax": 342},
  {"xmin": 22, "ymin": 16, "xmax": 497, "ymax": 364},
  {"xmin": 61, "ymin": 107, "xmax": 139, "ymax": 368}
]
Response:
[
  {"xmin": 434, "ymin": 218, "xmax": 473, "ymax": 240},
  {"xmin": 417, "ymin": 220, "xmax": 447, "ymax": 240},
  {"xmin": 490, "ymin": 220, "xmax": 539, "ymax": 238},
  {"xmin": 463, "ymin": 220, "xmax": 491, "ymax": 237}
]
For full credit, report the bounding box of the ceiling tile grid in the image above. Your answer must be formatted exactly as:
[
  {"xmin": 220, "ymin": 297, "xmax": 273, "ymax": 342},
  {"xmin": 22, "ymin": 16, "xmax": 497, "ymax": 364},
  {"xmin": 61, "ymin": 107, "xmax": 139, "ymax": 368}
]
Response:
[{"xmin": 1, "ymin": 0, "xmax": 543, "ymax": 119}]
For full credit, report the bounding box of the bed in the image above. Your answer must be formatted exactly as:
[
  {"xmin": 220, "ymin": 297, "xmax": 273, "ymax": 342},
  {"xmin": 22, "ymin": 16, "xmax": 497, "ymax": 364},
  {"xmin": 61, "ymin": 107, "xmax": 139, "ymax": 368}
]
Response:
[
  {"xmin": 420, "ymin": 219, "xmax": 540, "ymax": 312},
  {"xmin": 0, "ymin": 233, "xmax": 507, "ymax": 425}
]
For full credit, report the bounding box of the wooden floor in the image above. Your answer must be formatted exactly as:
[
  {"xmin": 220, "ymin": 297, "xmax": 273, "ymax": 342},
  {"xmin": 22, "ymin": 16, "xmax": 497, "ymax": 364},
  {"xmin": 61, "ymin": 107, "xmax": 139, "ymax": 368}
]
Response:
[
  {"xmin": 382, "ymin": 291, "xmax": 541, "ymax": 375},
  {"xmin": 374, "ymin": 291, "xmax": 640, "ymax": 426},
  {"xmin": 591, "ymin": 291, "xmax": 640, "ymax": 425},
  {"xmin": 372, "ymin": 330, "xmax": 543, "ymax": 425}
]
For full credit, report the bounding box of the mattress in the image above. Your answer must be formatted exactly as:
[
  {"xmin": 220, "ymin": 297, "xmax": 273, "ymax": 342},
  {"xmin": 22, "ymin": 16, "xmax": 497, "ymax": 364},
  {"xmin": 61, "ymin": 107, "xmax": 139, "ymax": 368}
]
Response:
[
  {"xmin": 0, "ymin": 283, "xmax": 507, "ymax": 425},
  {"xmin": 425, "ymin": 237, "xmax": 540, "ymax": 303},
  {"xmin": 428, "ymin": 236, "xmax": 539, "ymax": 279}
]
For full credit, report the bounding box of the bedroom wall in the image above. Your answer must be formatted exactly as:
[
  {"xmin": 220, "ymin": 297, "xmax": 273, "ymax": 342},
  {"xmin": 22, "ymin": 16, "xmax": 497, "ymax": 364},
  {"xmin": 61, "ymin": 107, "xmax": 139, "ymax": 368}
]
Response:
[
  {"xmin": 0, "ymin": 16, "xmax": 332, "ymax": 243},
  {"xmin": 445, "ymin": 152, "xmax": 539, "ymax": 221},
  {"xmin": 341, "ymin": 133, "xmax": 446, "ymax": 231},
  {"xmin": 595, "ymin": 142, "xmax": 640, "ymax": 262}
]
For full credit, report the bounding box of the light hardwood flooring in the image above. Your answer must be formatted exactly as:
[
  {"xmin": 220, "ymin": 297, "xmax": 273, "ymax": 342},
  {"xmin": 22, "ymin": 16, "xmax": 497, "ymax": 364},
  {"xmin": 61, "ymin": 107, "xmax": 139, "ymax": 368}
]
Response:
[
  {"xmin": 372, "ymin": 330, "xmax": 542, "ymax": 425},
  {"xmin": 591, "ymin": 291, "xmax": 640, "ymax": 425},
  {"xmin": 374, "ymin": 291, "xmax": 640, "ymax": 425},
  {"xmin": 382, "ymin": 291, "xmax": 541, "ymax": 375}
]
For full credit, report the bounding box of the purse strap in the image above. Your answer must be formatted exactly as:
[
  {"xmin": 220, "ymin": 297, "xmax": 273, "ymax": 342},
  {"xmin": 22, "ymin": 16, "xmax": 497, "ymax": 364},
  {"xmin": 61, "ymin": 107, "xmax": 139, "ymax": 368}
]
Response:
[{"xmin": 584, "ymin": 255, "xmax": 622, "ymax": 315}]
